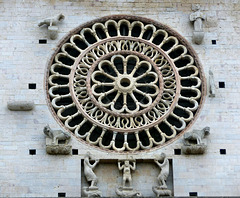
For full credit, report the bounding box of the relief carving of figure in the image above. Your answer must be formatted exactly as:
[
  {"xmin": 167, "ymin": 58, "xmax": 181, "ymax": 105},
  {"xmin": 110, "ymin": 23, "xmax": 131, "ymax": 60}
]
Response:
[
  {"xmin": 116, "ymin": 159, "xmax": 142, "ymax": 197},
  {"xmin": 154, "ymin": 153, "xmax": 169, "ymax": 189},
  {"xmin": 84, "ymin": 152, "xmax": 100, "ymax": 188},
  {"xmin": 82, "ymin": 152, "xmax": 101, "ymax": 197},
  {"xmin": 209, "ymin": 70, "xmax": 216, "ymax": 97},
  {"xmin": 152, "ymin": 153, "xmax": 172, "ymax": 197},
  {"xmin": 118, "ymin": 160, "xmax": 136, "ymax": 188},
  {"xmin": 190, "ymin": 4, "xmax": 206, "ymax": 44}
]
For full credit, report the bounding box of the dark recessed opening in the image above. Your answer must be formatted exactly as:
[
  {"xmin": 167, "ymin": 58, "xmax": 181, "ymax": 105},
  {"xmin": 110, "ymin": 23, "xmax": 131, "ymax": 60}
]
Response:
[
  {"xmin": 212, "ymin": 40, "xmax": 216, "ymax": 45},
  {"xmin": 39, "ymin": 39, "xmax": 47, "ymax": 44},
  {"xmin": 72, "ymin": 149, "xmax": 78, "ymax": 155},
  {"xmin": 174, "ymin": 149, "xmax": 181, "ymax": 155},
  {"xmin": 189, "ymin": 192, "xmax": 198, "ymax": 196},
  {"xmin": 28, "ymin": 83, "xmax": 36, "ymax": 89},
  {"xmin": 220, "ymin": 149, "xmax": 226, "ymax": 155},
  {"xmin": 29, "ymin": 149, "xmax": 36, "ymax": 155},
  {"xmin": 120, "ymin": 78, "xmax": 130, "ymax": 87},
  {"xmin": 58, "ymin": 192, "xmax": 66, "ymax": 197},
  {"xmin": 219, "ymin": 81, "xmax": 225, "ymax": 88}
]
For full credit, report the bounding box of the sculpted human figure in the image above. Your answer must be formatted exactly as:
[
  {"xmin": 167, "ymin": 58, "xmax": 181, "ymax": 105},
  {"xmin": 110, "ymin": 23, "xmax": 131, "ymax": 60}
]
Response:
[
  {"xmin": 154, "ymin": 153, "xmax": 169, "ymax": 189},
  {"xmin": 118, "ymin": 160, "xmax": 136, "ymax": 187},
  {"xmin": 190, "ymin": 4, "xmax": 205, "ymax": 32},
  {"xmin": 84, "ymin": 152, "xmax": 99, "ymax": 188},
  {"xmin": 209, "ymin": 70, "xmax": 216, "ymax": 97},
  {"xmin": 190, "ymin": 4, "xmax": 206, "ymax": 44}
]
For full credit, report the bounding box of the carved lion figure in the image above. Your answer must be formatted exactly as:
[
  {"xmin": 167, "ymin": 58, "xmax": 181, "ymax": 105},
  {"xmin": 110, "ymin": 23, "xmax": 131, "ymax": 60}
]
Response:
[
  {"xmin": 43, "ymin": 125, "xmax": 71, "ymax": 145},
  {"xmin": 183, "ymin": 126, "xmax": 210, "ymax": 145},
  {"xmin": 38, "ymin": 13, "xmax": 65, "ymax": 27}
]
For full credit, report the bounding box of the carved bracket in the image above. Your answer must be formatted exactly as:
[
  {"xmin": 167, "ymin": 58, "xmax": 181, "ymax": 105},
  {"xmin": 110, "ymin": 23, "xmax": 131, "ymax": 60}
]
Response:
[
  {"xmin": 7, "ymin": 101, "xmax": 34, "ymax": 111},
  {"xmin": 182, "ymin": 126, "xmax": 210, "ymax": 154},
  {"xmin": 190, "ymin": 4, "xmax": 206, "ymax": 44},
  {"xmin": 38, "ymin": 13, "xmax": 65, "ymax": 40},
  {"xmin": 43, "ymin": 125, "xmax": 71, "ymax": 155}
]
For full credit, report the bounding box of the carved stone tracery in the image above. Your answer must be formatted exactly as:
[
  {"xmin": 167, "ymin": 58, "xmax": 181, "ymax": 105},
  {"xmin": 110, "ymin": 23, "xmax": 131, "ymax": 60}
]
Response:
[{"xmin": 46, "ymin": 15, "xmax": 206, "ymax": 152}]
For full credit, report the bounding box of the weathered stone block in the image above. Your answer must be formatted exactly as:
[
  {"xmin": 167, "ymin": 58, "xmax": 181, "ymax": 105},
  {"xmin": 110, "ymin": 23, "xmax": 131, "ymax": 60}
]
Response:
[{"xmin": 7, "ymin": 101, "xmax": 34, "ymax": 111}]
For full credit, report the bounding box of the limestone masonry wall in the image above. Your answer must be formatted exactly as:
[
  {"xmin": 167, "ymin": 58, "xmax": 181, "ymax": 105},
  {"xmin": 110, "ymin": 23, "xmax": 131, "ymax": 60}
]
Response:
[{"xmin": 0, "ymin": 0, "xmax": 240, "ymax": 197}]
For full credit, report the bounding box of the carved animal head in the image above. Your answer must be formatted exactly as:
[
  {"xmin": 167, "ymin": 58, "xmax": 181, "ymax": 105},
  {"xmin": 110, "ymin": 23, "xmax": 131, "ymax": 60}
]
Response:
[
  {"xmin": 57, "ymin": 14, "xmax": 65, "ymax": 21},
  {"xmin": 43, "ymin": 125, "xmax": 51, "ymax": 136},
  {"xmin": 203, "ymin": 126, "xmax": 210, "ymax": 136}
]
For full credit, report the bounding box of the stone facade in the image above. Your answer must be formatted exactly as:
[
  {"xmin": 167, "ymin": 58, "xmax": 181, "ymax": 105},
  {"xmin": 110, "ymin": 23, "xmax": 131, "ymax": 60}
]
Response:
[{"xmin": 1, "ymin": 0, "xmax": 240, "ymax": 197}]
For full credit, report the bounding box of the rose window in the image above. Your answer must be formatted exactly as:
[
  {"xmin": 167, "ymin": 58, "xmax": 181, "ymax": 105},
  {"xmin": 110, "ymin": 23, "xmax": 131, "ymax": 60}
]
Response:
[{"xmin": 46, "ymin": 15, "xmax": 206, "ymax": 152}]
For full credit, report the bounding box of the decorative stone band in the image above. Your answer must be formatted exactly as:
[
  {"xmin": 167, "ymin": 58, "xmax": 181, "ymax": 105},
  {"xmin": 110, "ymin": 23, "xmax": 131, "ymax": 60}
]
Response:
[{"xmin": 45, "ymin": 15, "xmax": 206, "ymax": 152}]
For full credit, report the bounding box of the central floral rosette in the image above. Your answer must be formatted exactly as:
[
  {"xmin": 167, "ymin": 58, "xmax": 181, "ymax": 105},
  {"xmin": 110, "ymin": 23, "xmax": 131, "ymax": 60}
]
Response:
[{"xmin": 91, "ymin": 54, "xmax": 160, "ymax": 114}]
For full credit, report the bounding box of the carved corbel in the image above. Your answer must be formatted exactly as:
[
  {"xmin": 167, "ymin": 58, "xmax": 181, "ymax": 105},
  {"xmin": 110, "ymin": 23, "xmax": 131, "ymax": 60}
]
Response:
[
  {"xmin": 7, "ymin": 101, "xmax": 34, "ymax": 111},
  {"xmin": 43, "ymin": 125, "xmax": 71, "ymax": 155},
  {"xmin": 190, "ymin": 4, "xmax": 206, "ymax": 44},
  {"xmin": 38, "ymin": 13, "xmax": 65, "ymax": 40},
  {"xmin": 181, "ymin": 126, "xmax": 210, "ymax": 154}
]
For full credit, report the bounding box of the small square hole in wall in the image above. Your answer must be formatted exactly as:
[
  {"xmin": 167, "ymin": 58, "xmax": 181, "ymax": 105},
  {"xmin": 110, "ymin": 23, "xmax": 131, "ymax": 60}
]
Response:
[
  {"xmin": 58, "ymin": 192, "xmax": 66, "ymax": 197},
  {"xmin": 220, "ymin": 149, "xmax": 226, "ymax": 155},
  {"xmin": 39, "ymin": 39, "xmax": 47, "ymax": 44},
  {"xmin": 212, "ymin": 40, "xmax": 217, "ymax": 45},
  {"xmin": 29, "ymin": 149, "xmax": 36, "ymax": 155},
  {"xmin": 72, "ymin": 149, "xmax": 78, "ymax": 155},
  {"xmin": 28, "ymin": 83, "xmax": 36, "ymax": 89},
  {"xmin": 174, "ymin": 149, "xmax": 181, "ymax": 155},
  {"xmin": 189, "ymin": 192, "xmax": 198, "ymax": 196},
  {"xmin": 219, "ymin": 81, "xmax": 225, "ymax": 88}
]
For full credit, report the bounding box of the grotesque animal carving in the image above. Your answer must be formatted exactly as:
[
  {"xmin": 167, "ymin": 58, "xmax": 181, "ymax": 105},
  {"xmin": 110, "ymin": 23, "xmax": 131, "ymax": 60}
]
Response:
[
  {"xmin": 115, "ymin": 186, "xmax": 142, "ymax": 197},
  {"xmin": 38, "ymin": 14, "xmax": 65, "ymax": 39},
  {"xmin": 38, "ymin": 13, "xmax": 65, "ymax": 27},
  {"xmin": 43, "ymin": 125, "xmax": 71, "ymax": 145},
  {"xmin": 184, "ymin": 126, "xmax": 210, "ymax": 145}
]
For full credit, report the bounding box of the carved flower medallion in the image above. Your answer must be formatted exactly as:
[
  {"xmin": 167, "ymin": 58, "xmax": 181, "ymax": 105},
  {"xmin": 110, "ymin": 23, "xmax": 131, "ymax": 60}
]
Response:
[{"xmin": 46, "ymin": 15, "xmax": 206, "ymax": 152}]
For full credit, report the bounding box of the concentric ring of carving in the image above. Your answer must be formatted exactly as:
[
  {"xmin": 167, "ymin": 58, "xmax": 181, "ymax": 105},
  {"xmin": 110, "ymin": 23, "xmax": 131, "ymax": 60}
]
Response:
[
  {"xmin": 90, "ymin": 53, "xmax": 162, "ymax": 116},
  {"xmin": 46, "ymin": 15, "xmax": 205, "ymax": 152}
]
